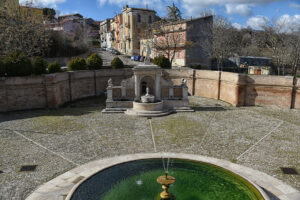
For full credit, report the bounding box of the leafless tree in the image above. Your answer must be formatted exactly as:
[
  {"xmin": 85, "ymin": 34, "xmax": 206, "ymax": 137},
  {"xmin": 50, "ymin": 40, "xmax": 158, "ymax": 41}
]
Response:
[
  {"xmin": 143, "ymin": 19, "xmax": 193, "ymax": 66},
  {"xmin": 0, "ymin": 1, "xmax": 50, "ymax": 57},
  {"xmin": 211, "ymin": 16, "xmax": 241, "ymax": 70}
]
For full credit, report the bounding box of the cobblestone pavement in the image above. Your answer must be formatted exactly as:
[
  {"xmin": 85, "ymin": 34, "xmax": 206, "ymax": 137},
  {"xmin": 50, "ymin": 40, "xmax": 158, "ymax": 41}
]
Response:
[
  {"xmin": 0, "ymin": 96, "xmax": 299, "ymax": 199},
  {"xmin": 97, "ymin": 50, "xmax": 142, "ymax": 67}
]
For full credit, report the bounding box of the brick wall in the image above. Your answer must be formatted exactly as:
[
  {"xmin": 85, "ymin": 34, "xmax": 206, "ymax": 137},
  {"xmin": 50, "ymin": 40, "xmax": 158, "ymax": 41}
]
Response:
[{"xmin": 0, "ymin": 69, "xmax": 299, "ymax": 112}]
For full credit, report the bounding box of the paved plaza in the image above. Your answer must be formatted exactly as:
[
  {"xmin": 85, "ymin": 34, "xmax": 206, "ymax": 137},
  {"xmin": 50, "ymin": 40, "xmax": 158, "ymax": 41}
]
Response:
[{"xmin": 0, "ymin": 96, "xmax": 299, "ymax": 199}]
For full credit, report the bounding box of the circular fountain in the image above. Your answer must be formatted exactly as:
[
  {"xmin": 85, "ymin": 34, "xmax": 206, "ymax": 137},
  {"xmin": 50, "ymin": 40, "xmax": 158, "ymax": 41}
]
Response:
[{"xmin": 67, "ymin": 157, "xmax": 268, "ymax": 200}]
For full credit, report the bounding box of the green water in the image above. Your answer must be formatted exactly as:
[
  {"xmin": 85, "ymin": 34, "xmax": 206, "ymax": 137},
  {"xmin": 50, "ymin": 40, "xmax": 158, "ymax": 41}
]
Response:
[{"xmin": 101, "ymin": 162, "xmax": 263, "ymax": 200}]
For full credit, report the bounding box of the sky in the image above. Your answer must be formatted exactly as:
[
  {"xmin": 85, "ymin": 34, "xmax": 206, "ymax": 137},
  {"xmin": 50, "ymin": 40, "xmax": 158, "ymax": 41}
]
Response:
[{"xmin": 20, "ymin": 0, "xmax": 300, "ymax": 30}]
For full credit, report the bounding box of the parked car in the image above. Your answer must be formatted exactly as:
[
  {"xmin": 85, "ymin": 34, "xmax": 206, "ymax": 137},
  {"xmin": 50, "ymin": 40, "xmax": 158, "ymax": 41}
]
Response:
[{"xmin": 111, "ymin": 49, "xmax": 121, "ymax": 55}]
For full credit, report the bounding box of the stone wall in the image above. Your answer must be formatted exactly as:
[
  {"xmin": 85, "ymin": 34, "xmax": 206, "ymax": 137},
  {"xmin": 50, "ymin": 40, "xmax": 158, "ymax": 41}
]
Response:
[
  {"xmin": 244, "ymin": 75, "xmax": 294, "ymax": 108},
  {"xmin": 164, "ymin": 69, "xmax": 194, "ymax": 94},
  {"xmin": 194, "ymin": 70, "xmax": 220, "ymax": 99},
  {"xmin": 0, "ymin": 69, "xmax": 299, "ymax": 112},
  {"xmin": 1, "ymin": 76, "xmax": 47, "ymax": 112},
  {"xmin": 292, "ymin": 78, "xmax": 300, "ymax": 109}
]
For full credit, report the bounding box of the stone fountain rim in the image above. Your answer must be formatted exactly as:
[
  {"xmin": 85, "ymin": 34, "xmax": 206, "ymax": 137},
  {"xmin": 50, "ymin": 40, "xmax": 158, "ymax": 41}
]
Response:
[
  {"xmin": 26, "ymin": 153, "xmax": 300, "ymax": 200},
  {"xmin": 65, "ymin": 153, "xmax": 269, "ymax": 200}
]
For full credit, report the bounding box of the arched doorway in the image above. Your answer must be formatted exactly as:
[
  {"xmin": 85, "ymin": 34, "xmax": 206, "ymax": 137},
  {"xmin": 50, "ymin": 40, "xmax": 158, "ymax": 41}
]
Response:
[{"xmin": 140, "ymin": 76, "xmax": 155, "ymax": 95}]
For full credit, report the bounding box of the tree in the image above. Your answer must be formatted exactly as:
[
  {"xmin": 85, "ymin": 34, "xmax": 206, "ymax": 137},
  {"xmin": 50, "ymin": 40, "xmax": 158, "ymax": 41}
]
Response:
[
  {"xmin": 143, "ymin": 19, "xmax": 190, "ymax": 66},
  {"xmin": 43, "ymin": 8, "xmax": 56, "ymax": 21},
  {"xmin": 166, "ymin": 3, "xmax": 182, "ymax": 21},
  {"xmin": 0, "ymin": 2, "xmax": 50, "ymax": 57},
  {"xmin": 261, "ymin": 21, "xmax": 291, "ymax": 75},
  {"xmin": 211, "ymin": 16, "xmax": 241, "ymax": 70},
  {"xmin": 289, "ymin": 33, "xmax": 300, "ymax": 76}
]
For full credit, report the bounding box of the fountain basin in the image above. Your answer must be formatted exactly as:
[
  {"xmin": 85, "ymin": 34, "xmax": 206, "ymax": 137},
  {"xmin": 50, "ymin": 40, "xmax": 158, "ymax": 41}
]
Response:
[
  {"xmin": 125, "ymin": 101, "xmax": 172, "ymax": 117},
  {"xmin": 68, "ymin": 158, "xmax": 268, "ymax": 200},
  {"xmin": 133, "ymin": 101, "xmax": 163, "ymax": 111},
  {"xmin": 141, "ymin": 95, "xmax": 155, "ymax": 103}
]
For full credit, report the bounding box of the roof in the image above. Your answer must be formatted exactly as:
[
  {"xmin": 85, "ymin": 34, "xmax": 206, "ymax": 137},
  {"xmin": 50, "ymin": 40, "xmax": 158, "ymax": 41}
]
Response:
[
  {"xmin": 122, "ymin": 5, "xmax": 156, "ymax": 13},
  {"xmin": 232, "ymin": 56, "xmax": 272, "ymax": 60},
  {"xmin": 58, "ymin": 13, "xmax": 83, "ymax": 19}
]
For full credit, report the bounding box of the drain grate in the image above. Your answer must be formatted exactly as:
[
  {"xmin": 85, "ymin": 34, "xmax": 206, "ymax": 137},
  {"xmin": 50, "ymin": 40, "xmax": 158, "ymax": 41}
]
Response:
[
  {"xmin": 20, "ymin": 165, "xmax": 37, "ymax": 172},
  {"xmin": 281, "ymin": 167, "xmax": 299, "ymax": 175}
]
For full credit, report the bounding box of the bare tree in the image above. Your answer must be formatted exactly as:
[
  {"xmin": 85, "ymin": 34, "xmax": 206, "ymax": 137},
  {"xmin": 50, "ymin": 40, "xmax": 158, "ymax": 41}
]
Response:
[
  {"xmin": 143, "ymin": 19, "xmax": 193, "ymax": 66},
  {"xmin": 0, "ymin": 1, "xmax": 50, "ymax": 56},
  {"xmin": 211, "ymin": 16, "xmax": 241, "ymax": 70}
]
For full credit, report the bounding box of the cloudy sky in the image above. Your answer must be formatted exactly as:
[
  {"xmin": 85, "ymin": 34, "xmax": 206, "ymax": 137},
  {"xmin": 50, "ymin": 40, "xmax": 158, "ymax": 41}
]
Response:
[{"xmin": 22, "ymin": 0, "xmax": 300, "ymax": 30}]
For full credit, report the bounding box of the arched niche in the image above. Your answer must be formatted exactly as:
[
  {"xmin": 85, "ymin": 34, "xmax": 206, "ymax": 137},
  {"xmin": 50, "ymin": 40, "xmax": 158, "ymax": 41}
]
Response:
[{"xmin": 140, "ymin": 76, "xmax": 155, "ymax": 95}]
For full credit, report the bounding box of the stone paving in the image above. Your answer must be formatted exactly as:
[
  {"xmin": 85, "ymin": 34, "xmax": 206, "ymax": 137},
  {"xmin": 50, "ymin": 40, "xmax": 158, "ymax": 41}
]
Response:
[
  {"xmin": 98, "ymin": 50, "xmax": 142, "ymax": 67},
  {"xmin": 0, "ymin": 96, "xmax": 299, "ymax": 199}
]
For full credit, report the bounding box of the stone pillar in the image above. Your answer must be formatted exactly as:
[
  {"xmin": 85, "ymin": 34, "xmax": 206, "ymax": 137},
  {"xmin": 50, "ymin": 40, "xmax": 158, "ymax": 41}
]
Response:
[
  {"xmin": 107, "ymin": 78, "xmax": 113, "ymax": 101},
  {"xmin": 182, "ymin": 87, "xmax": 188, "ymax": 100},
  {"xmin": 121, "ymin": 87, "xmax": 126, "ymax": 98},
  {"xmin": 121, "ymin": 80, "xmax": 126, "ymax": 98},
  {"xmin": 155, "ymin": 74, "xmax": 161, "ymax": 101},
  {"xmin": 134, "ymin": 75, "xmax": 140, "ymax": 101},
  {"xmin": 169, "ymin": 87, "xmax": 174, "ymax": 99}
]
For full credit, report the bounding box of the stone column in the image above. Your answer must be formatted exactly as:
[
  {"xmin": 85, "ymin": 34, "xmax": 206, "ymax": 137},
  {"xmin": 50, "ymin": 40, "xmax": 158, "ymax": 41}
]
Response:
[
  {"xmin": 121, "ymin": 80, "xmax": 126, "ymax": 98},
  {"xmin": 169, "ymin": 87, "xmax": 174, "ymax": 99},
  {"xmin": 107, "ymin": 78, "xmax": 113, "ymax": 101},
  {"xmin": 182, "ymin": 86, "xmax": 188, "ymax": 100},
  {"xmin": 155, "ymin": 73, "xmax": 161, "ymax": 101},
  {"xmin": 107, "ymin": 87, "xmax": 113, "ymax": 101},
  {"xmin": 134, "ymin": 74, "xmax": 140, "ymax": 101}
]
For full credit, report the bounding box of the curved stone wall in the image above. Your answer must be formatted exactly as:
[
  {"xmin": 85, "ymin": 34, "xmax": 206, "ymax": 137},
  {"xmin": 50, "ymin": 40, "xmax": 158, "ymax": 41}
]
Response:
[{"xmin": 0, "ymin": 69, "xmax": 299, "ymax": 112}]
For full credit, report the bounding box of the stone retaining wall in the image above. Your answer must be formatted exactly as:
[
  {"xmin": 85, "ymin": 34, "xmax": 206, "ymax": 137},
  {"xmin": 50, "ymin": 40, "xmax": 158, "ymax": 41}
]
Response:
[{"xmin": 0, "ymin": 69, "xmax": 299, "ymax": 112}]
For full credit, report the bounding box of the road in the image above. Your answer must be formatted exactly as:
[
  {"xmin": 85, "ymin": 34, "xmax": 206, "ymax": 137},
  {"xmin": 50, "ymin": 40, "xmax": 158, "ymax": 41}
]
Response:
[{"xmin": 97, "ymin": 50, "xmax": 142, "ymax": 67}]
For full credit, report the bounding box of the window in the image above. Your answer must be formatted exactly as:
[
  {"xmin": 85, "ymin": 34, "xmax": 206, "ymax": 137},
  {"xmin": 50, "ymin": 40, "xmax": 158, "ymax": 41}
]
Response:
[
  {"xmin": 137, "ymin": 14, "xmax": 141, "ymax": 23},
  {"xmin": 148, "ymin": 16, "xmax": 152, "ymax": 24}
]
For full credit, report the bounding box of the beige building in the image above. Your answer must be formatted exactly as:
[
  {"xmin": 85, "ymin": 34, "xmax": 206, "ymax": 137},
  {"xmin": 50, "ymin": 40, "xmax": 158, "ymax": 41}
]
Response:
[
  {"xmin": 0, "ymin": 0, "xmax": 20, "ymax": 16},
  {"xmin": 141, "ymin": 16, "xmax": 213, "ymax": 67},
  {"xmin": 120, "ymin": 5, "xmax": 158, "ymax": 56}
]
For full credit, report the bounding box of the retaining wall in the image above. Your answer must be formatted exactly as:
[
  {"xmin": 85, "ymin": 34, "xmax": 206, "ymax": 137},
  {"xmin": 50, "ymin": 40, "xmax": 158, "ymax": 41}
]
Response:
[{"xmin": 0, "ymin": 69, "xmax": 299, "ymax": 112}]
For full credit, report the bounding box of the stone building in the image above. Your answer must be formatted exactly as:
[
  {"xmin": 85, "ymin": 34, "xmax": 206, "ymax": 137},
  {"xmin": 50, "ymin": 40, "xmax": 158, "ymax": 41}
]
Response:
[
  {"xmin": 100, "ymin": 19, "xmax": 111, "ymax": 48},
  {"xmin": 110, "ymin": 14, "xmax": 123, "ymax": 51},
  {"xmin": 141, "ymin": 16, "xmax": 213, "ymax": 67},
  {"xmin": 58, "ymin": 13, "xmax": 83, "ymax": 21},
  {"xmin": 119, "ymin": 5, "xmax": 158, "ymax": 55}
]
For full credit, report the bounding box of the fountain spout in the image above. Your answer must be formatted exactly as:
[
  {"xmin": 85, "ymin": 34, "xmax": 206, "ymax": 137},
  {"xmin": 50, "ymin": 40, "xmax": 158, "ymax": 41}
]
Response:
[{"xmin": 157, "ymin": 174, "xmax": 176, "ymax": 199}]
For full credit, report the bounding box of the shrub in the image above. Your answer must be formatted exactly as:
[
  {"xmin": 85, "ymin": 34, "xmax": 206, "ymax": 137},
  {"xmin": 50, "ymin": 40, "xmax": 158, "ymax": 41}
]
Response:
[
  {"xmin": 32, "ymin": 57, "xmax": 47, "ymax": 75},
  {"xmin": 153, "ymin": 55, "xmax": 171, "ymax": 69},
  {"xmin": 48, "ymin": 62, "xmax": 61, "ymax": 73},
  {"xmin": 87, "ymin": 53, "xmax": 103, "ymax": 70},
  {"xmin": 68, "ymin": 57, "xmax": 87, "ymax": 71},
  {"xmin": 5, "ymin": 52, "xmax": 32, "ymax": 76},
  {"xmin": 0, "ymin": 57, "xmax": 5, "ymax": 77},
  {"xmin": 111, "ymin": 57, "xmax": 124, "ymax": 69}
]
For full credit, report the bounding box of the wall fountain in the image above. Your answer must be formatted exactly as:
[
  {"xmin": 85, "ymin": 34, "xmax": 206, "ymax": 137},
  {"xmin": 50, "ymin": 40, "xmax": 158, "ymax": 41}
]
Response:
[{"xmin": 102, "ymin": 50, "xmax": 193, "ymax": 116}]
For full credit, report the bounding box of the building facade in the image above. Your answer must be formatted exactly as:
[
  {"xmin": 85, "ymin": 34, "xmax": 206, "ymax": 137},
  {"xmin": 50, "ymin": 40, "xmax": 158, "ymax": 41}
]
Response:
[
  {"xmin": 141, "ymin": 16, "xmax": 213, "ymax": 67},
  {"xmin": 99, "ymin": 19, "xmax": 111, "ymax": 48},
  {"xmin": 120, "ymin": 5, "xmax": 158, "ymax": 56}
]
